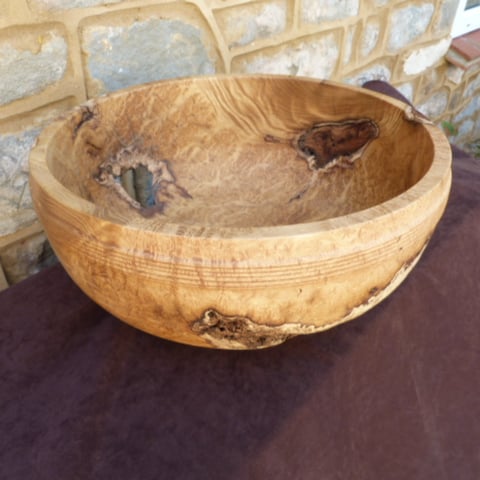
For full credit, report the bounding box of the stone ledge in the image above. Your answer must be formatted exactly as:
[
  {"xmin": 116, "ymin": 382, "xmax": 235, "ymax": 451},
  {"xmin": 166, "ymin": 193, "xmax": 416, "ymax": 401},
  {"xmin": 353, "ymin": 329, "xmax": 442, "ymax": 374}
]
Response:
[
  {"xmin": 0, "ymin": 221, "xmax": 58, "ymax": 289},
  {"xmin": 0, "ymin": 221, "xmax": 43, "ymax": 250},
  {"xmin": 446, "ymin": 29, "xmax": 480, "ymax": 71},
  {"xmin": 0, "ymin": 262, "xmax": 8, "ymax": 291}
]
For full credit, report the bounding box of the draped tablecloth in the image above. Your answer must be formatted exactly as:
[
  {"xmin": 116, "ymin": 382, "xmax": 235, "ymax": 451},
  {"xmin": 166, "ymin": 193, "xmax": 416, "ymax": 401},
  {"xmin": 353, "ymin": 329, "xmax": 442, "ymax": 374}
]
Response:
[{"xmin": 1, "ymin": 82, "xmax": 479, "ymax": 480}]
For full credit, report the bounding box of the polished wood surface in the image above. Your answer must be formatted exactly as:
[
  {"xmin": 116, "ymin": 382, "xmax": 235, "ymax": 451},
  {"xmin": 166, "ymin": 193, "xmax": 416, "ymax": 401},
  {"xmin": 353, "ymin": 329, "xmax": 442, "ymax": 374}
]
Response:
[{"xmin": 29, "ymin": 75, "xmax": 452, "ymax": 349}]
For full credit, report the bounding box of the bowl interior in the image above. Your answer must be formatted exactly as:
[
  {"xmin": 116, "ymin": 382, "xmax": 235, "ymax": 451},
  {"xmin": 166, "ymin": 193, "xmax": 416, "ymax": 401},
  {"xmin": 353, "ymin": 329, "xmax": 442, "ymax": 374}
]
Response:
[{"xmin": 46, "ymin": 76, "xmax": 433, "ymax": 229}]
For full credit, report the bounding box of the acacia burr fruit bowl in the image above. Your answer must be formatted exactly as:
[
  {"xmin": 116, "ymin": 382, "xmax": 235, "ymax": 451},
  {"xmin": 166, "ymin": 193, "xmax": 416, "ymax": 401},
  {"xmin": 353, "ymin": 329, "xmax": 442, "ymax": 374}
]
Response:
[{"xmin": 29, "ymin": 75, "xmax": 452, "ymax": 349}]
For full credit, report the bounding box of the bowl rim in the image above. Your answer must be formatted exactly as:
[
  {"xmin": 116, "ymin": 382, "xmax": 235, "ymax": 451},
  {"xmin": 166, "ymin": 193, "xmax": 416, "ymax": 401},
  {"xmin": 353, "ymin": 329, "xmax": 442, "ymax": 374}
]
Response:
[{"xmin": 29, "ymin": 74, "xmax": 452, "ymax": 240}]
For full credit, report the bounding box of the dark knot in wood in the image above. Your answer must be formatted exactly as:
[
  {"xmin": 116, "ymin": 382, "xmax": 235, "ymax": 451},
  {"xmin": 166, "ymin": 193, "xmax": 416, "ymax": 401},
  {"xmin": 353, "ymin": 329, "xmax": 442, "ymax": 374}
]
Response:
[
  {"xmin": 192, "ymin": 309, "xmax": 293, "ymax": 349},
  {"xmin": 265, "ymin": 118, "xmax": 379, "ymax": 171},
  {"xmin": 295, "ymin": 119, "xmax": 379, "ymax": 169}
]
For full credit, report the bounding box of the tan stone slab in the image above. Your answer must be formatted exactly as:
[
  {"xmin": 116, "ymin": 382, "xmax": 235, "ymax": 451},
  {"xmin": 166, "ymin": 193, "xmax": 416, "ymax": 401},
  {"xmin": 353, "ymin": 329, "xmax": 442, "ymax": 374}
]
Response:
[
  {"xmin": 0, "ymin": 261, "xmax": 8, "ymax": 290},
  {"xmin": 0, "ymin": 221, "xmax": 44, "ymax": 250}
]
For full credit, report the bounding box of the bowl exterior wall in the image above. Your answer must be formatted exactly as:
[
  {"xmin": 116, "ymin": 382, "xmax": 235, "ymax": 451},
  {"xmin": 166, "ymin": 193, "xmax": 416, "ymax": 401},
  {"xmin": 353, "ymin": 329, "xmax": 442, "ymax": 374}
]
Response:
[{"xmin": 29, "ymin": 165, "xmax": 451, "ymax": 349}]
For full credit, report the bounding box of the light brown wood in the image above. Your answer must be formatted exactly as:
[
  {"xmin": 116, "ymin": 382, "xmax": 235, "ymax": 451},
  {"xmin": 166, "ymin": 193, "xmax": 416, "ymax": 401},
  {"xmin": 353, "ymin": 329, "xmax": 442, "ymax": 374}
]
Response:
[{"xmin": 29, "ymin": 75, "xmax": 452, "ymax": 349}]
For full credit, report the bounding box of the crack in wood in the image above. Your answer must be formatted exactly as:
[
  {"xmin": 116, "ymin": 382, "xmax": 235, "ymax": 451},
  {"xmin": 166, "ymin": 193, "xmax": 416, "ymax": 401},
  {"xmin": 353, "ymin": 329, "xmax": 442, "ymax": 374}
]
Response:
[{"xmin": 73, "ymin": 103, "xmax": 97, "ymax": 138}]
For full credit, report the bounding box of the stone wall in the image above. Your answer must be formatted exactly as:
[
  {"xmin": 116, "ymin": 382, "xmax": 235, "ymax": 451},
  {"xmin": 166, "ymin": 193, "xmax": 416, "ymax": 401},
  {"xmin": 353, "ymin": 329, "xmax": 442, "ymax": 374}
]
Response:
[{"xmin": 0, "ymin": 0, "xmax": 477, "ymax": 285}]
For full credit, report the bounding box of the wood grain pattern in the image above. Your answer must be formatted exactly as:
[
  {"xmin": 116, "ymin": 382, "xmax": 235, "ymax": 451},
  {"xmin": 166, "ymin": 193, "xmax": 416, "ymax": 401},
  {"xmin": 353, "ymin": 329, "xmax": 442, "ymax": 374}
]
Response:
[{"xmin": 29, "ymin": 75, "xmax": 452, "ymax": 349}]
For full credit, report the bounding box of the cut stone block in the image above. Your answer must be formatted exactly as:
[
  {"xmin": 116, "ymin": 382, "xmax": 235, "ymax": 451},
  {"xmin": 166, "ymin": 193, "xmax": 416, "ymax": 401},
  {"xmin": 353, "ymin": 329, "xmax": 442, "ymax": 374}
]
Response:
[
  {"xmin": 361, "ymin": 17, "xmax": 380, "ymax": 58},
  {"xmin": 388, "ymin": 3, "xmax": 434, "ymax": 52},
  {"xmin": 435, "ymin": 0, "xmax": 462, "ymax": 32},
  {"xmin": 232, "ymin": 32, "xmax": 340, "ymax": 79},
  {"xmin": 417, "ymin": 89, "xmax": 449, "ymax": 119},
  {"xmin": 0, "ymin": 33, "xmax": 67, "ymax": 105},
  {"xmin": 0, "ymin": 231, "xmax": 56, "ymax": 284},
  {"xmin": 0, "ymin": 128, "xmax": 41, "ymax": 235},
  {"xmin": 344, "ymin": 63, "xmax": 392, "ymax": 85},
  {"xmin": 302, "ymin": 0, "xmax": 359, "ymax": 23},
  {"xmin": 403, "ymin": 38, "xmax": 451, "ymax": 75},
  {"xmin": 82, "ymin": 17, "xmax": 217, "ymax": 96},
  {"xmin": 216, "ymin": 1, "xmax": 287, "ymax": 48}
]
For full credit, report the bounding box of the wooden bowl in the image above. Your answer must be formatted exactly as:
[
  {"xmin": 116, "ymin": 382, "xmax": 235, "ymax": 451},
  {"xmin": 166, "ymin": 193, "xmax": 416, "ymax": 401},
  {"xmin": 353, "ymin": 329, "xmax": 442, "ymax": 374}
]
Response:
[{"xmin": 29, "ymin": 75, "xmax": 452, "ymax": 349}]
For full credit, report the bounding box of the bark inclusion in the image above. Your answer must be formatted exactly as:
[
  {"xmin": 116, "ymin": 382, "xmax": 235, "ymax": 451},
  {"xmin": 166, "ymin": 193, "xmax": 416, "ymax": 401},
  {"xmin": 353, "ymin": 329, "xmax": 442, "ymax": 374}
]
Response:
[
  {"xmin": 94, "ymin": 144, "xmax": 192, "ymax": 216},
  {"xmin": 192, "ymin": 309, "xmax": 295, "ymax": 349},
  {"xmin": 266, "ymin": 118, "xmax": 379, "ymax": 170},
  {"xmin": 265, "ymin": 118, "xmax": 379, "ymax": 202}
]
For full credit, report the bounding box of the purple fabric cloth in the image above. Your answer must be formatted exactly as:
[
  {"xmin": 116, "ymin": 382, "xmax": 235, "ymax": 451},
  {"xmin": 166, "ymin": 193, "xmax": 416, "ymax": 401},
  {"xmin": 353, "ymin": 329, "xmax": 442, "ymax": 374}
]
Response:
[{"xmin": 1, "ymin": 82, "xmax": 480, "ymax": 479}]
